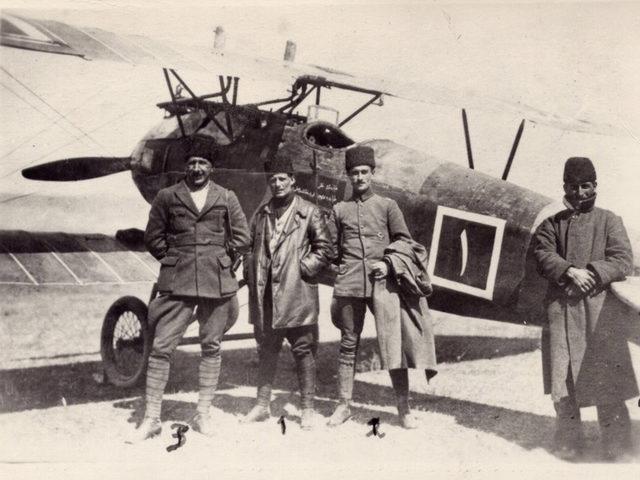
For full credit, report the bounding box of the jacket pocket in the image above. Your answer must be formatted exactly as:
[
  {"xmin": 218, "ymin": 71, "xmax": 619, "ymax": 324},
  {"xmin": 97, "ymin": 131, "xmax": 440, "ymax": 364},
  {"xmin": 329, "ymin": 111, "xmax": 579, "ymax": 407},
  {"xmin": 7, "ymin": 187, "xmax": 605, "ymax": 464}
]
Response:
[
  {"xmin": 218, "ymin": 254, "xmax": 238, "ymax": 295},
  {"xmin": 202, "ymin": 207, "xmax": 226, "ymax": 232},
  {"xmin": 169, "ymin": 207, "xmax": 190, "ymax": 231},
  {"xmin": 300, "ymin": 259, "xmax": 316, "ymax": 285},
  {"xmin": 157, "ymin": 255, "xmax": 179, "ymax": 291},
  {"xmin": 160, "ymin": 256, "xmax": 179, "ymax": 266}
]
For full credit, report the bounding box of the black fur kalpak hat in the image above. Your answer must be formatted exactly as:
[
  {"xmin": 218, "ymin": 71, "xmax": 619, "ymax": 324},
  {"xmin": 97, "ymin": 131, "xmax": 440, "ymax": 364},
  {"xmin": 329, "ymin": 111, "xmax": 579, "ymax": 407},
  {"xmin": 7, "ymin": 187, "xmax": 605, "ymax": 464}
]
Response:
[
  {"xmin": 563, "ymin": 157, "xmax": 596, "ymax": 184},
  {"xmin": 264, "ymin": 156, "xmax": 294, "ymax": 176},
  {"xmin": 186, "ymin": 135, "xmax": 216, "ymax": 165},
  {"xmin": 345, "ymin": 145, "xmax": 375, "ymax": 171}
]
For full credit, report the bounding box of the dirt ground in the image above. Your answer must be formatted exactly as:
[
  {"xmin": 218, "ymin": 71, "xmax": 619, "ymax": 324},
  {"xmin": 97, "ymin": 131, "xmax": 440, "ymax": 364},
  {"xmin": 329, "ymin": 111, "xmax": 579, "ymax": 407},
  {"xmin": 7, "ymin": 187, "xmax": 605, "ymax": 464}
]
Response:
[{"xmin": 1, "ymin": 283, "xmax": 640, "ymax": 479}]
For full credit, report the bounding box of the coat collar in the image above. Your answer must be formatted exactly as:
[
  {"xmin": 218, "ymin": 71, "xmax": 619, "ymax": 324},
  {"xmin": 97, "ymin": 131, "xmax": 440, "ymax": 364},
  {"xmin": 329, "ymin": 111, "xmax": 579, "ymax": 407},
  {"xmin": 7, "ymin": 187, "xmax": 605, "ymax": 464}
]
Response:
[
  {"xmin": 175, "ymin": 180, "xmax": 222, "ymax": 217},
  {"xmin": 350, "ymin": 188, "xmax": 374, "ymax": 202},
  {"xmin": 562, "ymin": 194, "xmax": 596, "ymax": 215},
  {"xmin": 263, "ymin": 195, "xmax": 307, "ymax": 254},
  {"xmin": 199, "ymin": 181, "xmax": 223, "ymax": 217},
  {"xmin": 260, "ymin": 194, "xmax": 308, "ymax": 218}
]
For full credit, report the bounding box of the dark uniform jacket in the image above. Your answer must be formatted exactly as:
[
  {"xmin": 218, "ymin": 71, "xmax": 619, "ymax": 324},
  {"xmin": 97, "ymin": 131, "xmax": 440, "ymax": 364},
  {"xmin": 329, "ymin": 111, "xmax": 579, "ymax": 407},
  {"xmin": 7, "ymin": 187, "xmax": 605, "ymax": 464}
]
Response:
[
  {"xmin": 144, "ymin": 180, "xmax": 250, "ymax": 299},
  {"xmin": 534, "ymin": 205, "xmax": 638, "ymax": 406},
  {"xmin": 245, "ymin": 195, "xmax": 331, "ymax": 330},
  {"xmin": 329, "ymin": 190, "xmax": 411, "ymax": 298}
]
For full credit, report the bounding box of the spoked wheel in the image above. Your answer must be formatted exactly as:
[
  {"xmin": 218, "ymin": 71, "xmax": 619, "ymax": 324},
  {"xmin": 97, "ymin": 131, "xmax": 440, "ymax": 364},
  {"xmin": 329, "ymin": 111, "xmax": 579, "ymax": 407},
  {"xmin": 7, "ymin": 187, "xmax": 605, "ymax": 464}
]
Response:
[{"xmin": 100, "ymin": 296, "xmax": 152, "ymax": 387}]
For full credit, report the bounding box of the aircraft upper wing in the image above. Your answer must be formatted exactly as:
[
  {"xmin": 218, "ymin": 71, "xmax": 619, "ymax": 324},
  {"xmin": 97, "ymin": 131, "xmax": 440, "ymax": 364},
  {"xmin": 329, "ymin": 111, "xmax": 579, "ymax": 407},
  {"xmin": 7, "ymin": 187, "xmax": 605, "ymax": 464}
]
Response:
[
  {"xmin": 611, "ymin": 277, "xmax": 640, "ymax": 316},
  {"xmin": 0, "ymin": 11, "xmax": 625, "ymax": 137},
  {"xmin": 0, "ymin": 230, "xmax": 158, "ymax": 285}
]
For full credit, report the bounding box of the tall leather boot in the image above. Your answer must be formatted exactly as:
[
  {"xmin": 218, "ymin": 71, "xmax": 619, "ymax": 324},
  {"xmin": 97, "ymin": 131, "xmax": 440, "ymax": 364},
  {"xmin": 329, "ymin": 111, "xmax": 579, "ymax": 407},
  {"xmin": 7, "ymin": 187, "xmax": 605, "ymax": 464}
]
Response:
[
  {"xmin": 242, "ymin": 348, "xmax": 279, "ymax": 423},
  {"xmin": 296, "ymin": 354, "xmax": 316, "ymax": 430},
  {"xmin": 328, "ymin": 356, "xmax": 355, "ymax": 427},
  {"xmin": 390, "ymin": 369, "xmax": 418, "ymax": 429}
]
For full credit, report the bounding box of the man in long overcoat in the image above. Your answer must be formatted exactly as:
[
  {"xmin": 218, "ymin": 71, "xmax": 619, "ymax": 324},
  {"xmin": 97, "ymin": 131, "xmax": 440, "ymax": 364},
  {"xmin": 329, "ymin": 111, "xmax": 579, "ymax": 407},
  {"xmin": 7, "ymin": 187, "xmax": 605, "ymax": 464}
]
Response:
[
  {"xmin": 534, "ymin": 157, "xmax": 637, "ymax": 461},
  {"xmin": 327, "ymin": 145, "xmax": 427, "ymax": 429},
  {"xmin": 128, "ymin": 153, "xmax": 250, "ymax": 442},
  {"xmin": 242, "ymin": 157, "xmax": 331, "ymax": 430}
]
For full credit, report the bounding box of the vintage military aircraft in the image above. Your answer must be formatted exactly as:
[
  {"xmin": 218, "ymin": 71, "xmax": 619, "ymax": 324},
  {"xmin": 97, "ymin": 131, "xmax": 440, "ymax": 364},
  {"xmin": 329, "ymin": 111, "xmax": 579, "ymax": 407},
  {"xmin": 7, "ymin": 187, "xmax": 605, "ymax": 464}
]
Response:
[{"xmin": 1, "ymin": 11, "xmax": 639, "ymax": 387}]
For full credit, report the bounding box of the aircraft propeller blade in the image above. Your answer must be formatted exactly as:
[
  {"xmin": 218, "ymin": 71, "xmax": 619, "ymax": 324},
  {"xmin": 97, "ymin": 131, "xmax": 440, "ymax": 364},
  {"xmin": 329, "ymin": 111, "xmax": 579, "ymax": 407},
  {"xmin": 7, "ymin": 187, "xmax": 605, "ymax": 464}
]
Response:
[{"xmin": 21, "ymin": 157, "xmax": 132, "ymax": 181}]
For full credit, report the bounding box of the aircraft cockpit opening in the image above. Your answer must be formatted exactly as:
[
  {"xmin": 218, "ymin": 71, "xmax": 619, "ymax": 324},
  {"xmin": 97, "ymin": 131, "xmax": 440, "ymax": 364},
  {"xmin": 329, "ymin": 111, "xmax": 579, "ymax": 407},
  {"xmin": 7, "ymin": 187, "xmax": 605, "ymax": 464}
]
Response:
[{"xmin": 303, "ymin": 122, "xmax": 354, "ymax": 150}]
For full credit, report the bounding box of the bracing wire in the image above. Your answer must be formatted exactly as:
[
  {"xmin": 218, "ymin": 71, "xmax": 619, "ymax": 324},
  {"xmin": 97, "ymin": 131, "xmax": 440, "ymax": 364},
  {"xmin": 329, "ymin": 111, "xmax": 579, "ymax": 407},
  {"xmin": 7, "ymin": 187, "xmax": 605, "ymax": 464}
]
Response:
[
  {"xmin": 1, "ymin": 91, "xmax": 157, "ymax": 180},
  {"xmin": 1, "ymin": 66, "xmax": 110, "ymax": 153},
  {"xmin": 0, "ymin": 80, "xmax": 103, "ymax": 157},
  {"xmin": 0, "ymin": 75, "xmax": 135, "ymax": 163}
]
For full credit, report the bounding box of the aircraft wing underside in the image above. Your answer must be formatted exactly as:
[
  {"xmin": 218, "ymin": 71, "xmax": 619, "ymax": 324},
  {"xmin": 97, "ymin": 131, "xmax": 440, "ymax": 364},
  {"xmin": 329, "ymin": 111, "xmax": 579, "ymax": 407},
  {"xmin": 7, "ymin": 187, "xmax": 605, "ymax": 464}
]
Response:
[
  {"xmin": 0, "ymin": 231, "xmax": 158, "ymax": 285},
  {"xmin": 0, "ymin": 11, "xmax": 625, "ymax": 137}
]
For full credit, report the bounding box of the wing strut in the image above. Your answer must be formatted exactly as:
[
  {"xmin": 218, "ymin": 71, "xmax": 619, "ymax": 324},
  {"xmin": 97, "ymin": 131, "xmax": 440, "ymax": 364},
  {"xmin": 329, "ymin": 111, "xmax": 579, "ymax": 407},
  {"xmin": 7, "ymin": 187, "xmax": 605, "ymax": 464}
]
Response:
[
  {"xmin": 461, "ymin": 109, "xmax": 474, "ymax": 170},
  {"xmin": 218, "ymin": 75, "xmax": 234, "ymax": 138},
  {"xmin": 501, "ymin": 119, "xmax": 525, "ymax": 181},
  {"xmin": 231, "ymin": 76, "xmax": 239, "ymax": 105},
  {"xmin": 339, "ymin": 93, "xmax": 382, "ymax": 127},
  {"xmin": 162, "ymin": 68, "xmax": 186, "ymax": 137},
  {"xmin": 163, "ymin": 69, "xmax": 233, "ymax": 141},
  {"xmin": 277, "ymin": 84, "xmax": 315, "ymax": 114}
]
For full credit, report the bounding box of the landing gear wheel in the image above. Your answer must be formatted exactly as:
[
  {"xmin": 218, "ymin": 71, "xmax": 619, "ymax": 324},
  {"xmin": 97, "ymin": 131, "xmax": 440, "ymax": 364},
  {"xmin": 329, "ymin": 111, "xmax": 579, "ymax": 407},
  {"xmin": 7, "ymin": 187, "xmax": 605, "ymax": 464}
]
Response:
[{"xmin": 100, "ymin": 296, "xmax": 152, "ymax": 388}]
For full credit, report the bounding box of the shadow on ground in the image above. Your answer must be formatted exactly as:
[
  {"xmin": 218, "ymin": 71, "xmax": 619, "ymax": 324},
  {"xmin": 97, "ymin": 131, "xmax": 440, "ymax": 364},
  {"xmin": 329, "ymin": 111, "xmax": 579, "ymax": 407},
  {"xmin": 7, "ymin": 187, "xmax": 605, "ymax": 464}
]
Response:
[
  {"xmin": 0, "ymin": 335, "xmax": 539, "ymax": 413},
  {"xmin": 2, "ymin": 334, "xmax": 637, "ymax": 462}
]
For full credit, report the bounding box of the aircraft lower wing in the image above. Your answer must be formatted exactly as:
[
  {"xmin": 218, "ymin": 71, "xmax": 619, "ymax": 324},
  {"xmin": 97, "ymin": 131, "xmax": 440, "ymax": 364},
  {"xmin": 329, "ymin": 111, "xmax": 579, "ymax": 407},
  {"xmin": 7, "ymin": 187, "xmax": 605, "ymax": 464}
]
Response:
[
  {"xmin": 611, "ymin": 277, "xmax": 640, "ymax": 315},
  {"xmin": 0, "ymin": 230, "xmax": 158, "ymax": 285}
]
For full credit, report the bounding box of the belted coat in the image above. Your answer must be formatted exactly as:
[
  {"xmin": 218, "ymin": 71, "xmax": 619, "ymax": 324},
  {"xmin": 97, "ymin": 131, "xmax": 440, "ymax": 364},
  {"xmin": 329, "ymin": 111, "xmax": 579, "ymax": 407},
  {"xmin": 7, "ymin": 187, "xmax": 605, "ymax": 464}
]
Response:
[
  {"xmin": 144, "ymin": 180, "xmax": 250, "ymax": 299},
  {"xmin": 534, "ymin": 205, "xmax": 638, "ymax": 406},
  {"xmin": 244, "ymin": 195, "xmax": 331, "ymax": 330}
]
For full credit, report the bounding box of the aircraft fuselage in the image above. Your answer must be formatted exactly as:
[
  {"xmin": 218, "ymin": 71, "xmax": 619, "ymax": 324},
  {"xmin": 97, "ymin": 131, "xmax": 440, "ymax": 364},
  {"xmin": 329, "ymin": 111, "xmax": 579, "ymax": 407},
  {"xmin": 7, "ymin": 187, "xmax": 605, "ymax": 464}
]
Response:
[{"xmin": 125, "ymin": 112, "xmax": 564, "ymax": 325}]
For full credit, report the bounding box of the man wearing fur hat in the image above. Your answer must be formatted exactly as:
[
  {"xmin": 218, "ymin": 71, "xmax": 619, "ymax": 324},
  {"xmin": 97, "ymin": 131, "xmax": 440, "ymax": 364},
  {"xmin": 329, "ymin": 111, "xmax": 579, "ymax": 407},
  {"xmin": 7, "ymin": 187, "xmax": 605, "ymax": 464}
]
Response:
[
  {"xmin": 327, "ymin": 145, "xmax": 430, "ymax": 429},
  {"xmin": 534, "ymin": 157, "xmax": 637, "ymax": 461},
  {"xmin": 242, "ymin": 156, "xmax": 331, "ymax": 430},
  {"xmin": 128, "ymin": 153, "xmax": 250, "ymax": 442}
]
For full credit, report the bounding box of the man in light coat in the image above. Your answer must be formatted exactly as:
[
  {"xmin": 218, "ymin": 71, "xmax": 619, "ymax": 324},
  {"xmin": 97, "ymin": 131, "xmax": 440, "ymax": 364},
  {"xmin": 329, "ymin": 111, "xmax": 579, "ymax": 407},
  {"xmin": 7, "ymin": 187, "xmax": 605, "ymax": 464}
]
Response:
[
  {"xmin": 242, "ymin": 156, "xmax": 331, "ymax": 430},
  {"xmin": 534, "ymin": 157, "xmax": 637, "ymax": 461},
  {"xmin": 128, "ymin": 153, "xmax": 250, "ymax": 442}
]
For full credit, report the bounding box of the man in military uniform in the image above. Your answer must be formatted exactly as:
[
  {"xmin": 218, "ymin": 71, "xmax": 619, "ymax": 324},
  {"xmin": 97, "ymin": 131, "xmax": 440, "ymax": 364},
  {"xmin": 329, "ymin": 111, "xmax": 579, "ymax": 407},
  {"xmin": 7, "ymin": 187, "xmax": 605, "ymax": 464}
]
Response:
[
  {"xmin": 327, "ymin": 145, "xmax": 420, "ymax": 429},
  {"xmin": 242, "ymin": 157, "xmax": 331, "ymax": 430},
  {"xmin": 128, "ymin": 153, "xmax": 250, "ymax": 442},
  {"xmin": 534, "ymin": 157, "xmax": 637, "ymax": 461}
]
